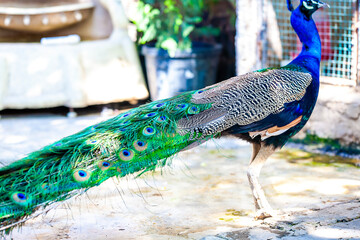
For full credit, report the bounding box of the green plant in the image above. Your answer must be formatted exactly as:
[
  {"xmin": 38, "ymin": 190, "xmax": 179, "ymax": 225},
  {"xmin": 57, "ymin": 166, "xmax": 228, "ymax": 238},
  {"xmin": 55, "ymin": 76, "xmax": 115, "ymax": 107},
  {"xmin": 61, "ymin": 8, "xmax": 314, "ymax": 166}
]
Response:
[{"xmin": 132, "ymin": 0, "xmax": 220, "ymax": 56}]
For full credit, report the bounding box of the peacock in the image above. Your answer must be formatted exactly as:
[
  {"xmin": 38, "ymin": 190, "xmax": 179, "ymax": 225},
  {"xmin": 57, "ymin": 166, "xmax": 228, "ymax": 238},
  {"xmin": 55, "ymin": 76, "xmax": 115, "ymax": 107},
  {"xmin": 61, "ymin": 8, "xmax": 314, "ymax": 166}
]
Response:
[{"xmin": 0, "ymin": 0, "xmax": 327, "ymax": 232}]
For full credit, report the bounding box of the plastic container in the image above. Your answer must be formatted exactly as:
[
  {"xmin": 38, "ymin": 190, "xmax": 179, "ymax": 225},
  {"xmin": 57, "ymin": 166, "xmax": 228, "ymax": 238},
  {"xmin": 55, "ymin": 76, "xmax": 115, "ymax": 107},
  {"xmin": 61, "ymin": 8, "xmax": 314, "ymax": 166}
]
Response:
[{"xmin": 142, "ymin": 43, "xmax": 222, "ymax": 100}]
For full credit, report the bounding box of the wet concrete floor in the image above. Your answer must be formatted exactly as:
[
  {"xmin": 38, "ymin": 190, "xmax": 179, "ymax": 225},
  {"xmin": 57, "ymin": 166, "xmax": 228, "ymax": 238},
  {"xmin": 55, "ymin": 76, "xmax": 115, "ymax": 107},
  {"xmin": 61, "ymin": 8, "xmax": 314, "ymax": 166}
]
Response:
[{"xmin": 0, "ymin": 113, "xmax": 359, "ymax": 239}]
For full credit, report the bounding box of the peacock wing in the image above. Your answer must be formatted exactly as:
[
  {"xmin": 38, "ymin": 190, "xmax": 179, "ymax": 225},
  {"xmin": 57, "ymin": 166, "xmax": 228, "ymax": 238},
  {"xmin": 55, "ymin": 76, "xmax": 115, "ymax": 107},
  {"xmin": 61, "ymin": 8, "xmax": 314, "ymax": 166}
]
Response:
[{"xmin": 177, "ymin": 66, "xmax": 313, "ymax": 138}]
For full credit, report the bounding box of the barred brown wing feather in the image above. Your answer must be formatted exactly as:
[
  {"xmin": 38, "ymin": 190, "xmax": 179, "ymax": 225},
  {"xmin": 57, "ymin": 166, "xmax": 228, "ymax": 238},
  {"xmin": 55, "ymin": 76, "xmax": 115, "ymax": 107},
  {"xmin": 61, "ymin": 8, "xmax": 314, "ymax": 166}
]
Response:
[{"xmin": 177, "ymin": 68, "xmax": 312, "ymax": 137}]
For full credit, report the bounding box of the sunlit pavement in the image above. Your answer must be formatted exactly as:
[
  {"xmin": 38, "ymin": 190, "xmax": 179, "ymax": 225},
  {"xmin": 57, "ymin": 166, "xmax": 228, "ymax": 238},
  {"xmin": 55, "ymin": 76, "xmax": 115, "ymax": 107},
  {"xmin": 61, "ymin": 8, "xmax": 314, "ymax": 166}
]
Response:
[{"xmin": 1, "ymin": 113, "xmax": 359, "ymax": 239}]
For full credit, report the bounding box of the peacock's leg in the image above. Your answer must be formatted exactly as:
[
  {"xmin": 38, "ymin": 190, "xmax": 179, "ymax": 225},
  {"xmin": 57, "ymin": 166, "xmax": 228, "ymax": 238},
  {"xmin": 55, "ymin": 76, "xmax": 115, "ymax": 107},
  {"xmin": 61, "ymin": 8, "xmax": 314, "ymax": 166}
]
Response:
[{"xmin": 247, "ymin": 142, "xmax": 275, "ymax": 220}]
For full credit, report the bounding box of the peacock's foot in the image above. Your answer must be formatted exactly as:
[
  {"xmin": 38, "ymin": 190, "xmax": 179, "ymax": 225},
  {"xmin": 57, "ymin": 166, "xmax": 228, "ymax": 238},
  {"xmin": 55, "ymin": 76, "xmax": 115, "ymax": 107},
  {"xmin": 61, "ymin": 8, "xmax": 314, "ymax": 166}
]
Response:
[{"xmin": 254, "ymin": 208, "xmax": 274, "ymax": 220}]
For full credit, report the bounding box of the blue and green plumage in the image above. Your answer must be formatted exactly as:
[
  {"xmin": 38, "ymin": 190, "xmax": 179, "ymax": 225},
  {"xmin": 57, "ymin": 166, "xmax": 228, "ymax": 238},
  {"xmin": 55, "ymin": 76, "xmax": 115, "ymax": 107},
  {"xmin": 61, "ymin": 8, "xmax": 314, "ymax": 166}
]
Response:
[
  {"xmin": 0, "ymin": 92, "xmax": 216, "ymax": 230},
  {"xmin": 0, "ymin": 0, "xmax": 326, "ymax": 231}
]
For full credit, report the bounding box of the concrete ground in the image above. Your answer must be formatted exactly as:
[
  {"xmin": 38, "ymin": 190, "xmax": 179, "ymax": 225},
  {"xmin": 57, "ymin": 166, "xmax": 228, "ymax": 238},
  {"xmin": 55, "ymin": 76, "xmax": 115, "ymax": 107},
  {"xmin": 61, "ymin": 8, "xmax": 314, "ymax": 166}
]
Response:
[{"xmin": 0, "ymin": 112, "xmax": 359, "ymax": 240}]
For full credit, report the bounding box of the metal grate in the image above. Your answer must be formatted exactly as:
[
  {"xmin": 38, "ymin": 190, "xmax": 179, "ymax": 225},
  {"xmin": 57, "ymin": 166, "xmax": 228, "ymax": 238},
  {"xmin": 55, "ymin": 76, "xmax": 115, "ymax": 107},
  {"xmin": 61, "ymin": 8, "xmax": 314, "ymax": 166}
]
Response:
[{"xmin": 266, "ymin": 0, "xmax": 356, "ymax": 83}]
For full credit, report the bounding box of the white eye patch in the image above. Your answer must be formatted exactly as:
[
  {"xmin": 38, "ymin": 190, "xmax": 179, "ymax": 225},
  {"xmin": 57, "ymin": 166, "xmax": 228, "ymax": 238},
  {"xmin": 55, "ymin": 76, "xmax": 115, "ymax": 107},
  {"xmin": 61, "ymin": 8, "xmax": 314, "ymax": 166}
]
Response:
[{"xmin": 303, "ymin": 1, "xmax": 315, "ymax": 9}]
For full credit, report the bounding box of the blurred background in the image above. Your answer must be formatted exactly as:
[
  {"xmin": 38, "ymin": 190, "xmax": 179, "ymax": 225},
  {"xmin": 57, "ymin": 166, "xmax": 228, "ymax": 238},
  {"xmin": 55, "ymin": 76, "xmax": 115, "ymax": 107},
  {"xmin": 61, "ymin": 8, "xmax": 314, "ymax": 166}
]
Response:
[{"xmin": 0, "ymin": 0, "xmax": 358, "ymax": 158}]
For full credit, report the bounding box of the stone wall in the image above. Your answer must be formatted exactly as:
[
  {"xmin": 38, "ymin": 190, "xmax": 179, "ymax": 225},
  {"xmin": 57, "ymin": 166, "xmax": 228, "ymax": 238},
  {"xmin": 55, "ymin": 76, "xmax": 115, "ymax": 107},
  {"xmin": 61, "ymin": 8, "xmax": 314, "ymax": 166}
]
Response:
[{"xmin": 300, "ymin": 84, "xmax": 360, "ymax": 146}]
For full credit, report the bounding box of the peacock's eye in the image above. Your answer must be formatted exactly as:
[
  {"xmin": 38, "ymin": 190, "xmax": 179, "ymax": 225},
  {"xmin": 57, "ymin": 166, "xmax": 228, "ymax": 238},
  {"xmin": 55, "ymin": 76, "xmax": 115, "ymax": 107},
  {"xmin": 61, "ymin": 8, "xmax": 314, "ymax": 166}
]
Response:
[{"xmin": 303, "ymin": 0, "xmax": 315, "ymax": 9}]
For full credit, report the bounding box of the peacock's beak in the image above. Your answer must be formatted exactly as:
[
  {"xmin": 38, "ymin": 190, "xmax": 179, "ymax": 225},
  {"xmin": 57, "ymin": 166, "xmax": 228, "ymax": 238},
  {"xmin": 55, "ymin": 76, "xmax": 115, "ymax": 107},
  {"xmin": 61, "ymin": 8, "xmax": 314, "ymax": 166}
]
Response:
[{"xmin": 317, "ymin": 0, "xmax": 330, "ymax": 8}]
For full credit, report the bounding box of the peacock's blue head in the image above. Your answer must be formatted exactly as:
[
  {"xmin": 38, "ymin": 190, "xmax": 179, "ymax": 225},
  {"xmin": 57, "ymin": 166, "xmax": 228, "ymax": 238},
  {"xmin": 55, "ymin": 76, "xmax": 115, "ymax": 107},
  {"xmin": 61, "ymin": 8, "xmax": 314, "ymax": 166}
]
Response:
[{"xmin": 287, "ymin": 0, "xmax": 329, "ymax": 19}]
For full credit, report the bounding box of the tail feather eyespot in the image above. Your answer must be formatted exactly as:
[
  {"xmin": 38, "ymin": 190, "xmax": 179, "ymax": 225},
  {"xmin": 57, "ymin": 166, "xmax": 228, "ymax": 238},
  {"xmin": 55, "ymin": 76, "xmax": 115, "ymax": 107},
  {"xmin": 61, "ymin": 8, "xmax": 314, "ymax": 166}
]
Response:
[
  {"xmin": 157, "ymin": 116, "xmax": 167, "ymax": 122},
  {"xmin": 11, "ymin": 192, "xmax": 31, "ymax": 206},
  {"xmin": 97, "ymin": 161, "xmax": 112, "ymax": 170},
  {"xmin": 87, "ymin": 139, "xmax": 98, "ymax": 144},
  {"xmin": 133, "ymin": 140, "xmax": 148, "ymax": 151},
  {"xmin": 142, "ymin": 126, "xmax": 156, "ymax": 136},
  {"xmin": 153, "ymin": 103, "xmax": 165, "ymax": 109},
  {"xmin": 176, "ymin": 104, "xmax": 188, "ymax": 110},
  {"xmin": 120, "ymin": 121, "xmax": 130, "ymax": 126},
  {"xmin": 73, "ymin": 169, "xmax": 91, "ymax": 182},
  {"xmin": 187, "ymin": 106, "xmax": 200, "ymax": 114},
  {"xmin": 120, "ymin": 112, "xmax": 135, "ymax": 120},
  {"xmin": 39, "ymin": 183, "xmax": 52, "ymax": 194},
  {"xmin": 143, "ymin": 112, "xmax": 157, "ymax": 118},
  {"xmin": 118, "ymin": 149, "xmax": 135, "ymax": 161}
]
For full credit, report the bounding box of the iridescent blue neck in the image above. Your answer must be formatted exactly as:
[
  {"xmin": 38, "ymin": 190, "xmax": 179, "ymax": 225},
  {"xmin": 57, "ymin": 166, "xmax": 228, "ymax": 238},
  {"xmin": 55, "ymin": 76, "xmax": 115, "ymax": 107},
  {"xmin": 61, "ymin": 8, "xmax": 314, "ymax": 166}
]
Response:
[{"xmin": 288, "ymin": 7, "xmax": 321, "ymax": 77}]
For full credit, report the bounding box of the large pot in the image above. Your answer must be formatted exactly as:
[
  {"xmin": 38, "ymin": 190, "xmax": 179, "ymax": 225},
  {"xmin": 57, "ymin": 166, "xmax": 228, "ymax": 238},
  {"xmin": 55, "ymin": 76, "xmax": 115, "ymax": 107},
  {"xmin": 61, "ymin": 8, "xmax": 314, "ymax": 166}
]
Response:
[{"xmin": 142, "ymin": 43, "xmax": 222, "ymax": 100}]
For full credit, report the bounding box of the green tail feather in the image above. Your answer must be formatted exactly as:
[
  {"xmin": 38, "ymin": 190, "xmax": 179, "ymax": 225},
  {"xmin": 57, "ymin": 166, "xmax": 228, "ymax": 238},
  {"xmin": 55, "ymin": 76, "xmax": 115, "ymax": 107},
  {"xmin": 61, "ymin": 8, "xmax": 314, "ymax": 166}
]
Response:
[{"xmin": 0, "ymin": 90, "xmax": 213, "ymax": 231}]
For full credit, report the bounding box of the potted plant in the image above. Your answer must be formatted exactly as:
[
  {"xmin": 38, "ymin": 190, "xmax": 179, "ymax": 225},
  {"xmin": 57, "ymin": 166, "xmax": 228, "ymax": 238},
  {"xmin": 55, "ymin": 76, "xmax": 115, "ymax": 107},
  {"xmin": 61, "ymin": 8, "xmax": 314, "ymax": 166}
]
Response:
[{"xmin": 132, "ymin": 0, "xmax": 222, "ymax": 100}]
